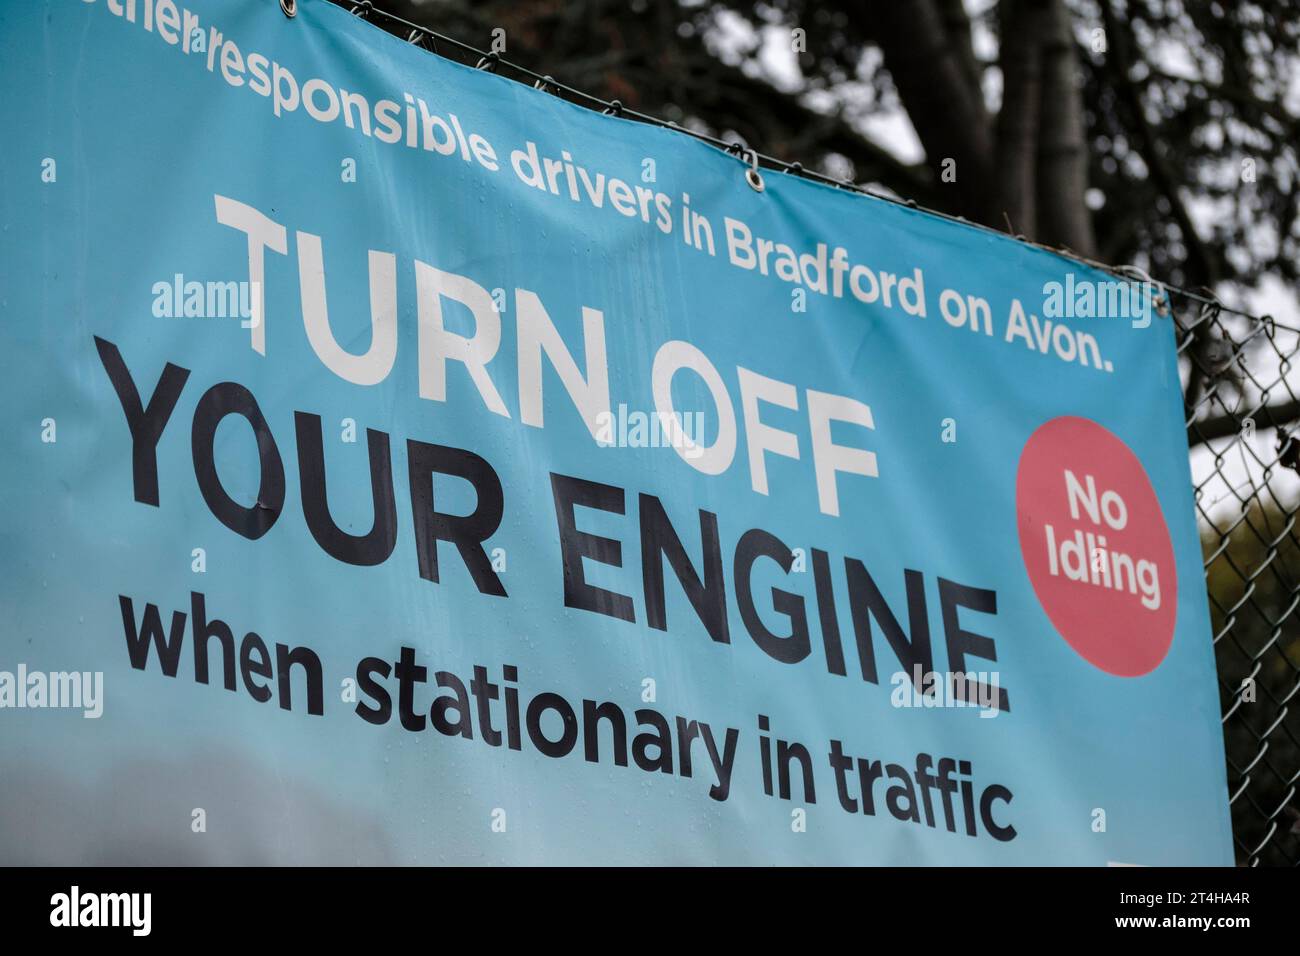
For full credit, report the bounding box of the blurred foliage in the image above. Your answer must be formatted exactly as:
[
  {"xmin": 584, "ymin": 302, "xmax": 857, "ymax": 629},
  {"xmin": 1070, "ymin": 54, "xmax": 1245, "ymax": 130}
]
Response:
[{"xmin": 354, "ymin": 0, "xmax": 1300, "ymax": 295}]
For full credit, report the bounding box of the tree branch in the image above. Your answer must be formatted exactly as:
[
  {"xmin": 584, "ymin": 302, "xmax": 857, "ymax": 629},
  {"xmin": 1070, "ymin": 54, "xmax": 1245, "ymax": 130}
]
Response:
[
  {"xmin": 1190, "ymin": 400, "xmax": 1300, "ymax": 446},
  {"xmin": 869, "ymin": 0, "xmax": 996, "ymax": 219},
  {"xmin": 934, "ymin": 0, "xmax": 985, "ymax": 94},
  {"xmin": 1102, "ymin": 3, "xmax": 1219, "ymax": 285},
  {"xmin": 649, "ymin": 32, "xmax": 940, "ymax": 202}
]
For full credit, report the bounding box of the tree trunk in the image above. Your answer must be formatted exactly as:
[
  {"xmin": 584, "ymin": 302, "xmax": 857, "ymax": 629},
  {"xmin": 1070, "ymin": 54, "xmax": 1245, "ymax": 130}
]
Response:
[
  {"xmin": 1036, "ymin": 0, "xmax": 1096, "ymax": 255},
  {"xmin": 995, "ymin": 0, "xmax": 1048, "ymax": 237}
]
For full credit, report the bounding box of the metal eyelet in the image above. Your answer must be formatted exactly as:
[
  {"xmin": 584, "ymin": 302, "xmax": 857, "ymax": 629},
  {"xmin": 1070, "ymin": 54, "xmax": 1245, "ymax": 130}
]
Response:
[{"xmin": 744, "ymin": 148, "xmax": 764, "ymax": 193}]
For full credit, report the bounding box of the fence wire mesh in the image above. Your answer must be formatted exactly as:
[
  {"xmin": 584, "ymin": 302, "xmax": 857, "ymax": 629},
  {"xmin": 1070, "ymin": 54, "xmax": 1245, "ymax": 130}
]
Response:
[{"xmin": 1180, "ymin": 291, "xmax": 1300, "ymax": 866}]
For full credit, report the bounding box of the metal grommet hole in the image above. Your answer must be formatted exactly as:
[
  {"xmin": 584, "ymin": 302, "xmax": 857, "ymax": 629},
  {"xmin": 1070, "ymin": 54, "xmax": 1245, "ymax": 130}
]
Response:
[
  {"xmin": 280, "ymin": 0, "xmax": 297, "ymax": 18},
  {"xmin": 741, "ymin": 148, "xmax": 764, "ymax": 193}
]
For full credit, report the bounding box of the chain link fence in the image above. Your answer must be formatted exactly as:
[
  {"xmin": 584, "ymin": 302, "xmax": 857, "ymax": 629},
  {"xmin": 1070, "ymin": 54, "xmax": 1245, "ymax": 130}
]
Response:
[{"xmin": 1179, "ymin": 291, "xmax": 1300, "ymax": 866}]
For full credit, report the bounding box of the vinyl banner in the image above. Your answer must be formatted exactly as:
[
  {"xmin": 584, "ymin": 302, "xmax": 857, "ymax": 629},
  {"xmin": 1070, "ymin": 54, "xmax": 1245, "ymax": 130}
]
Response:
[{"xmin": 0, "ymin": 0, "xmax": 1232, "ymax": 865}]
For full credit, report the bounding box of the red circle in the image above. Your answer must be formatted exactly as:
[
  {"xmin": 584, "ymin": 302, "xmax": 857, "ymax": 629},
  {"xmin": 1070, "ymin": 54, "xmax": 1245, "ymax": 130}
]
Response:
[{"xmin": 1016, "ymin": 416, "xmax": 1176, "ymax": 676}]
